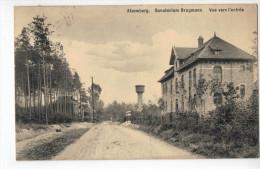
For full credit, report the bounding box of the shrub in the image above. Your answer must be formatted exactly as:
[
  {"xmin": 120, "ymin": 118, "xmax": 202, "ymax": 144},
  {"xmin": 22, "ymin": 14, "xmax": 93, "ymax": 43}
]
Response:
[
  {"xmin": 134, "ymin": 90, "xmax": 259, "ymax": 158},
  {"xmin": 15, "ymin": 105, "xmax": 30, "ymax": 123}
]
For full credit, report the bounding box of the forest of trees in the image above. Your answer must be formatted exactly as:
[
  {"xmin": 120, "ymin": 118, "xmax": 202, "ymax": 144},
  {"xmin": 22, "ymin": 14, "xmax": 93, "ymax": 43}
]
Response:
[
  {"xmin": 101, "ymin": 101, "xmax": 134, "ymax": 122},
  {"xmin": 15, "ymin": 15, "xmax": 104, "ymax": 124}
]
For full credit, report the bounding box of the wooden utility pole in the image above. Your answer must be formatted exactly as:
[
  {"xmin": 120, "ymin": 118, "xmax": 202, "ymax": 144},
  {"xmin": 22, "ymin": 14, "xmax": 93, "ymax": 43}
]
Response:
[{"xmin": 92, "ymin": 77, "xmax": 95, "ymax": 123}]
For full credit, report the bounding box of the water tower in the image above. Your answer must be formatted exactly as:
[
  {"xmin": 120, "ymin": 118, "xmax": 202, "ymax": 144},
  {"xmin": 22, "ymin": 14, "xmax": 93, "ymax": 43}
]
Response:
[{"xmin": 135, "ymin": 85, "xmax": 145, "ymax": 110}]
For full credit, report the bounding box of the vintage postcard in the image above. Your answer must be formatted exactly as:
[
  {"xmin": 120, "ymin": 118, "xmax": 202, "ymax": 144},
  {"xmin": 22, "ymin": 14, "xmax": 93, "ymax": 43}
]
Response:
[{"xmin": 14, "ymin": 4, "xmax": 258, "ymax": 160}]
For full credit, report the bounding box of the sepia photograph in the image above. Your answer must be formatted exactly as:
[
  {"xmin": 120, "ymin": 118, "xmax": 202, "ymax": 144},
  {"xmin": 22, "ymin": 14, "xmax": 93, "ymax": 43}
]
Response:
[{"xmin": 13, "ymin": 4, "xmax": 258, "ymax": 161}]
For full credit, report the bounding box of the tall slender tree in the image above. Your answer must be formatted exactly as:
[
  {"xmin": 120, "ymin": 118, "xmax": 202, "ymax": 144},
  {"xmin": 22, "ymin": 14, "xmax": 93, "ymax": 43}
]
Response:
[{"xmin": 15, "ymin": 15, "xmax": 88, "ymax": 124}]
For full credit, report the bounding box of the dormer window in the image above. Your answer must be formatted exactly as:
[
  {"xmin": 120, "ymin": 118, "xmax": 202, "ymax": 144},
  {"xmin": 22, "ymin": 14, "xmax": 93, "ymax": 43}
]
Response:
[
  {"xmin": 209, "ymin": 45, "xmax": 222, "ymax": 55},
  {"xmin": 214, "ymin": 50, "xmax": 221, "ymax": 55}
]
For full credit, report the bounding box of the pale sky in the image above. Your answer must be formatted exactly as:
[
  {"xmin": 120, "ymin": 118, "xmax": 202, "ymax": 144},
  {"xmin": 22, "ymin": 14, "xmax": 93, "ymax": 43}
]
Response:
[{"xmin": 14, "ymin": 4, "xmax": 257, "ymax": 105}]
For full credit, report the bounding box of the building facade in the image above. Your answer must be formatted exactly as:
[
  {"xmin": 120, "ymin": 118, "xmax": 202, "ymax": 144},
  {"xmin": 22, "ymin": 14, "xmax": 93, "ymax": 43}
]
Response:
[{"xmin": 158, "ymin": 33, "xmax": 255, "ymax": 115}]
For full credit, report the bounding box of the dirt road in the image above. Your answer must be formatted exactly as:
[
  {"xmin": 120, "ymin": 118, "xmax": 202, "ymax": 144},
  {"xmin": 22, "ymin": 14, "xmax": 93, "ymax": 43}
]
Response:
[{"xmin": 53, "ymin": 122, "xmax": 202, "ymax": 160}]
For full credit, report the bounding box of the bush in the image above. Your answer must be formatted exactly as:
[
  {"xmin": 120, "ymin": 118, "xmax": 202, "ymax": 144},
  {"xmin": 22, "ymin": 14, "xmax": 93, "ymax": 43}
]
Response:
[
  {"xmin": 15, "ymin": 104, "xmax": 75, "ymax": 124},
  {"xmin": 15, "ymin": 105, "xmax": 30, "ymax": 123},
  {"xmin": 133, "ymin": 91, "xmax": 259, "ymax": 158}
]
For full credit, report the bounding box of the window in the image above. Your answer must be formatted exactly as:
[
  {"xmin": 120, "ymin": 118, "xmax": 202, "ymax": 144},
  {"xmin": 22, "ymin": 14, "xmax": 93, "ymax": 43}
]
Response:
[
  {"xmin": 188, "ymin": 86, "xmax": 191, "ymax": 104},
  {"xmin": 189, "ymin": 71, "xmax": 192, "ymax": 87},
  {"xmin": 213, "ymin": 66, "xmax": 222, "ymax": 83},
  {"xmin": 170, "ymin": 80, "xmax": 173, "ymax": 93},
  {"xmin": 181, "ymin": 96, "xmax": 184, "ymax": 112},
  {"xmin": 171, "ymin": 99, "xmax": 173, "ymax": 112},
  {"xmin": 214, "ymin": 50, "xmax": 221, "ymax": 55},
  {"xmin": 163, "ymin": 84, "xmax": 165, "ymax": 95},
  {"xmin": 193, "ymin": 69, "xmax": 197, "ymax": 86},
  {"xmin": 162, "ymin": 84, "xmax": 164, "ymax": 95},
  {"xmin": 175, "ymin": 78, "xmax": 178, "ymax": 93},
  {"xmin": 181, "ymin": 75, "xmax": 184, "ymax": 88},
  {"xmin": 175, "ymin": 99, "xmax": 178, "ymax": 112},
  {"xmin": 165, "ymin": 82, "xmax": 167, "ymax": 95},
  {"xmin": 240, "ymin": 85, "xmax": 245, "ymax": 98},
  {"xmin": 192, "ymin": 94, "xmax": 197, "ymax": 109},
  {"xmin": 213, "ymin": 93, "xmax": 222, "ymax": 105},
  {"xmin": 165, "ymin": 101, "xmax": 167, "ymax": 112}
]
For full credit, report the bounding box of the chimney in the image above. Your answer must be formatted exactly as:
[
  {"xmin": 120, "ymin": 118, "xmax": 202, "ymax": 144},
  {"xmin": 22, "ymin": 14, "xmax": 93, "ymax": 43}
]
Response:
[{"xmin": 198, "ymin": 36, "xmax": 203, "ymax": 48}]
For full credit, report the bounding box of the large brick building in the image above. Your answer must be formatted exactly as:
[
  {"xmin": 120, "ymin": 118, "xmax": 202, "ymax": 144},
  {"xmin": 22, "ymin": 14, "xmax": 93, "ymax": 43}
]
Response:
[{"xmin": 158, "ymin": 33, "xmax": 255, "ymax": 115}]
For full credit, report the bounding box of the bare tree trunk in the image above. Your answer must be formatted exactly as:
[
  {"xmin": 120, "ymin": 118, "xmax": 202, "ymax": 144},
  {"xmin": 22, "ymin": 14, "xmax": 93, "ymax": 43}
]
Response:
[
  {"xmin": 43, "ymin": 59, "xmax": 48, "ymax": 125},
  {"xmin": 60, "ymin": 82, "xmax": 63, "ymax": 120},
  {"xmin": 29, "ymin": 89, "xmax": 32, "ymax": 120},
  {"xmin": 77, "ymin": 90, "xmax": 79, "ymax": 122},
  {"xmin": 15, "ymin": 78, "xmax": 20, "ymax": 106},
  {"xmin": 81, "ymin": 92, "xmax": 84, "ymax": 122},
  {"xmin": 58, "ymin": 84, "xmax": 62, "ymax": 119},
  {"xmin": 39, "ymin": 78, "xmax": 42, "ymax": 122},
  {"xmin": 64, "ymin": 72, "xmax": 67, "ymax": 121},
  {"xmin": 15, "ymin": 76, "xmax": 18, "ymax": 104},
  {"xmin": 46, "ymin": 68, "xmax": 50, "ymax": 123},
  {"xmin": 57, "ymin": 86, "xmax": 60, "ymax": 114},
  {"xmin": 33, "ymin": 85, "xmax": 36, "ymax": 119},
  {"xmin": 23, "ymin": 73, "xmax": 28, "ymax": 114},
  {"xmin": 81, "ymin": 101, "xmax": 84, "ymax": 122},
  {"xmin": 64, "ymin": 90, "xmax": 67, "ymax": 120},
  {"xmin": 55, "ymin": 90, "xmax": 58, "ymax": 114},
  {"xmin": 70, "ymin": 90, "xmax": 73, "ymax": 119},
  {"xmin": 49, "ymin": 68, "xmax": 53, "ymax": 122},
  {"xmin": 70, "ymin": 90, "xmax": 73, "ymax": 118},
  {"xmin": 37, "ymin": 81, "xmax": 40, "ymax": 120},
  {"xmin": 46, "ymin": 71, "xmax": 49, "ymax": 118},
  {"xmin": 61, "ymin": 89, "xmax": 63, "ymax": 118},
  {"xmin": 68, "ymin": 89, "xmax": 70, "ymax": 118},
  {"xmin": 72, "ymin": 91, "xmax": 75, "ymax": 120},
  {"xmin": 21, "ymin": 73, "xmax": 26, "ymax": 111},
  {"xmin": 37, "ymin": 62, "xmax": 41, "ymax": 121},
  {"xmin": 80, "ymin": 92, "xmax": 82, "ymax": 121},
  {"xmin": 27, "ymin": 64, "xmax": 31, "ymax": 121}
]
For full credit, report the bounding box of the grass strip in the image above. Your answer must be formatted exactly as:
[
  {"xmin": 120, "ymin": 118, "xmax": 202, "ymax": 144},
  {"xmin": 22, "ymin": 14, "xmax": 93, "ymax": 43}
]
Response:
[
  {"xmin": 135, "ymin": 124, "xmax": 259, "ymax": 158},
  {"xmin": 17, "ymin": 128, "xmax": 89, "ymax": 160}
]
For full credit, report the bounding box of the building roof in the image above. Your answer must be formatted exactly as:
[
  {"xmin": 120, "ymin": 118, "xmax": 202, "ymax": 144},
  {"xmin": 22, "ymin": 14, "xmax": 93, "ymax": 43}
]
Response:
[
  {"xmin": 176, "ymin": 35, "xmax": 256, "ymax": 71},
  {"xmin": 176, "ymin": 47, "xmax": 197, "ymax": 60},
  {"xmin": 158, "ymin": 66, "xmax": 174, "ymax": 82},
  {"xmin": 159, "ymin": 34, "xmax": 256, "ymax": 83},
  {"xmin": 169, "ymin": 47, "xmax": 196, "ymax": 64}
]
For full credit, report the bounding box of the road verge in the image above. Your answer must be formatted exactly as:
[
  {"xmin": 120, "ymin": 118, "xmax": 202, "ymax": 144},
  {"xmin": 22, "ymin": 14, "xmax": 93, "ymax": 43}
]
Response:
[{"xmin": 16, "ymin": 124, "xmax": 91, "ymax": 160}]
